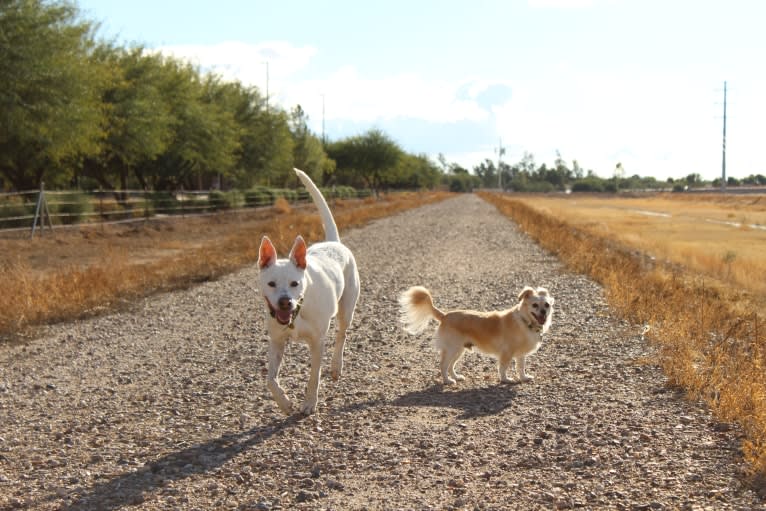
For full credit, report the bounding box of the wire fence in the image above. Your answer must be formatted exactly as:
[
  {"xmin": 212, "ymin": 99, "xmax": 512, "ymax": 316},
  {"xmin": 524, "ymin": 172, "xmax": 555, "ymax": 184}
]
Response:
[{"xmin": 0, "ymin": 184, "xmax": 373, "ymax": 237}]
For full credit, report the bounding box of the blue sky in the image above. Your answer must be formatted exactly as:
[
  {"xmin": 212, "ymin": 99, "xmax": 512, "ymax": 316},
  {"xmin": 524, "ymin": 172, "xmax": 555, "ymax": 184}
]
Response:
[{"xmin": 76, "ymin": 0, "xmax": 766, "ymax": 181}]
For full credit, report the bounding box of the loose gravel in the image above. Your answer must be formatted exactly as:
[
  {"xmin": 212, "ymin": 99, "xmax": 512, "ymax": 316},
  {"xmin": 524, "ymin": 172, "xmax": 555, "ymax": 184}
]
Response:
[{"xmin": 0, "ymin": 194, "xmax": 762, "ymax": 510}]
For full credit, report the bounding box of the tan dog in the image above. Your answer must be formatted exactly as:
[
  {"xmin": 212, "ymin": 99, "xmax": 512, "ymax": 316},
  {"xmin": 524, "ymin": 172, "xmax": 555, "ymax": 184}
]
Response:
[{"xmin": 399, "ymin": 286, "xmax": 554, "ymax": 384}]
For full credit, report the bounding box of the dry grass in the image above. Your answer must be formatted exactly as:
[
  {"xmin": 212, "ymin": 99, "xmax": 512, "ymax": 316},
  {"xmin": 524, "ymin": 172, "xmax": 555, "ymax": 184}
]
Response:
[
  {"xmin": 479, "ymin": 191, "xmax": 766, "ymax": 478},
  {"xmin": 522, "ymin": 193, "xmax": 766, "ymax": 299},
  {"xmin": 0, "ymin": 191, "xmax": 452, "ymax": 341}
]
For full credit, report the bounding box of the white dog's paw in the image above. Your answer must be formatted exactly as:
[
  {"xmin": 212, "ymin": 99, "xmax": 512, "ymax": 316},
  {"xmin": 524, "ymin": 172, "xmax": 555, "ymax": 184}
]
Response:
[
  {"xmin": 300, "ymin": 399, "xmax": 318, "ymax": 415},
  {"xmin": 443, "ymin": 377, "xmax": 457, "ymax": 385},
  {"xmin": 276, "ymin": 399, "xmax": 294, "ymax": 415},
  {"xmin": 453, "ymin": 373, "xmax": 465, "ymax": 381},
  {"xmin": 500, "ymin": 376, "xmax": 513, "ymax": 384}
]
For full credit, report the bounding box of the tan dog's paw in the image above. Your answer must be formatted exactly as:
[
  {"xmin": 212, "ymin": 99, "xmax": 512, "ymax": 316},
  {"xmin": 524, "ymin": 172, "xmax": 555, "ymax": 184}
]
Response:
[{"xmin": 519, "ymin": 374, "xmax": 535, "ymax": 383}]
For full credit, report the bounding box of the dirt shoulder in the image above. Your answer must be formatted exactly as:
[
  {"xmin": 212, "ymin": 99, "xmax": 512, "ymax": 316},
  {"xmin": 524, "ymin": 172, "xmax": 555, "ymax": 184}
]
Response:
[{"xmin": 0, "ymin": 194, "xmax": 761, "ymax": 510}]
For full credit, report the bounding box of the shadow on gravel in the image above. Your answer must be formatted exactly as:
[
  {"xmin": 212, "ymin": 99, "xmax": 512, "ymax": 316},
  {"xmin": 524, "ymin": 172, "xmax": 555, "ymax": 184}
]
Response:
[
  {"xmin": 49, "ymin": 415, "xmax": 306, "ymax": 511},
  {"xmin": 393, "ymin": 383, "xmax": 518, "ymax": 419}
]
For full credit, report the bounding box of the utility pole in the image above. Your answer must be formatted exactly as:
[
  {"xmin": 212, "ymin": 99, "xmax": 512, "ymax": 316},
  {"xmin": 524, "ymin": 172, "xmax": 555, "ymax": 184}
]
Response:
[
  {"xmin": 266, "ymin": 62, "xmax": 270, "ymax": 113},
  {"xmin": 721, "ymin": 80, "xmax": 727, "ymax": 191},
  {"xmin": 496, "ymin": 138, "xmax": 505, "ymax": 189},
  {"xmin": 321, "ymin": 93, "xmax": 326, "ymax": 146}
]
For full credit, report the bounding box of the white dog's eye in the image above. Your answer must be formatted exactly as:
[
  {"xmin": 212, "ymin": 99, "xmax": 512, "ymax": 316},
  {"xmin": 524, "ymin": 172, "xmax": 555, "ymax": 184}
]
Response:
[
  {"xmin": 268, "ymin": 282, "xmax": 276, "ymax": 288},
  {"xmin": 544, "ymin": 303, "xmax": 550, "ymax": 309},
  {"xmin": 290, "ymin": 281, "xmax": 299, "ymax": 288}
]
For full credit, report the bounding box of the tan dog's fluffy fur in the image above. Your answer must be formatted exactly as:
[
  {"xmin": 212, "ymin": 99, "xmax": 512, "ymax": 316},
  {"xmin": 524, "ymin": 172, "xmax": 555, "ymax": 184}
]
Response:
[{"xmin": 399, "ymin": 286, "xmax": 554, "ymax": 384}]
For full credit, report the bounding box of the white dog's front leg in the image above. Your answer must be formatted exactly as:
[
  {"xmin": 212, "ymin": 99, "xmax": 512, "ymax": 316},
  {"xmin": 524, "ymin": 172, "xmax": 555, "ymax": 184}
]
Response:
[
  {"xmin": 300, "ymin": 340, "xmax": 323, "ymax": 415},
  {"xmin": 267, "ymin": 340, "xmax": 293, "ymax": 414}
]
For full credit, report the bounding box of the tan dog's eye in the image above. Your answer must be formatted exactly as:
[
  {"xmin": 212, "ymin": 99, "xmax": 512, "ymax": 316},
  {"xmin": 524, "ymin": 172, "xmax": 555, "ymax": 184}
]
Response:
[
  {"xmin": 290, "ymin": 281, "xmax": 299, "ymax": 287},
  {"xmin": 532, "ymin": 303, "xmax": 539, "ymax": 309},
  {"xmin": 268, "ymin": 282, "xmax": 276, "ymax": 288},
  {"xmin": 544, "ymin": 303, "xmax": 550, "ymax": 309}
]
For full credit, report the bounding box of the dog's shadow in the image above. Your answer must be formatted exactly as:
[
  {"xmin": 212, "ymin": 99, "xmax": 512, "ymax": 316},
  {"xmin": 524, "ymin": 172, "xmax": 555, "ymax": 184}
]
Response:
[
  {"xmin": 392, "ymin": 382, "xmax": 518, "ymax": 419},
  {"xmin": 46, "ymin": 415, "xmax": 307, "ymax": 511}
]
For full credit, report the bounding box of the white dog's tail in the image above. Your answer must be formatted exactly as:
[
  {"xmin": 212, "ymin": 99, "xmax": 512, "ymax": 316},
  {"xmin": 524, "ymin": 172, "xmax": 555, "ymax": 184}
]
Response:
[
  {"xmin": 399, "ymin": 286, "xmax": 445, "ymax": 334},
  {"xmin": 294, "ymin": 168, "xmax": 340, "ymax": 242}
]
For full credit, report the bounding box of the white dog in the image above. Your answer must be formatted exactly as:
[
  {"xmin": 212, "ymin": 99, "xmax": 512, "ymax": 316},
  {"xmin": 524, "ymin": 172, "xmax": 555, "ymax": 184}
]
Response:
[
  {"xmin": 399, "ymin": 286, "xmax": 554, "ymax": 384},
  {"xmin": 257, "ymin": 168, "xmax": 360, "ymax": 415}
]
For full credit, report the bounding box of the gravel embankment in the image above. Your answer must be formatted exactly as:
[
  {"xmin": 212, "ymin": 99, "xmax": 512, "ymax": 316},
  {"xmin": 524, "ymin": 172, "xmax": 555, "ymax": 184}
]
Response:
[{"xmin": 0, "ymin": 194, "xmax": 762, "ymax": 510}]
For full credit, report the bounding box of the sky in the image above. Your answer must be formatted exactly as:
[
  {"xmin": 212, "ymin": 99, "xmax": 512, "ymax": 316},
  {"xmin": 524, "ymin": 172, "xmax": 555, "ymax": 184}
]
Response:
[{"xmin": 75, "ymin": 0, "xmax": 766, "ymax": 181}]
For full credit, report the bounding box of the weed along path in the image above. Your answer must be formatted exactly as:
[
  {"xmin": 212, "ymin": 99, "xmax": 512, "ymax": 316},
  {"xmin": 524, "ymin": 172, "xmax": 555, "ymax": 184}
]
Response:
[{"xmin": 0, "ymin": 194, "xmax": 762, "ymax": 510}]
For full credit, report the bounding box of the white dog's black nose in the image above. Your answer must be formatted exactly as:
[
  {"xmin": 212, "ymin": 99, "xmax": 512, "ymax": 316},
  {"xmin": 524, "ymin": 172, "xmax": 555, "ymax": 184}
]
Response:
[{"xmin": 278, "ymin": 296, "xmax": 292, "ymax": 310}]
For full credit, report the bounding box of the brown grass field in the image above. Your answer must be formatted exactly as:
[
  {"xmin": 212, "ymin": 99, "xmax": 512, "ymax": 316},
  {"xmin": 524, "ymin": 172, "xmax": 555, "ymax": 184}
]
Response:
[
  {"xmin": 478, "ymin": 191, "xmax": 766, "ymax": 479},
  {"xmin": 0, "ymin": 191, "xmax": 452, "ymax": 342}
]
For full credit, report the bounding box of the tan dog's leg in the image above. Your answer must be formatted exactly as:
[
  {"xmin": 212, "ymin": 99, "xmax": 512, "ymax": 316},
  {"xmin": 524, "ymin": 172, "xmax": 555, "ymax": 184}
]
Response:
[
  {"xmin": 440, "ymin": 345, "xmax": 465, "ymax": 384},
  {"xmin": 517, "ymin": 356, "xmax": 534, "ymax": 382},
  {"xmin": 267, "ymin": 340, "xmax": 293, "ymax": 414},
  {"xmin": 498, "ymin": 355, "xmax": 513, "ymax": 383}
]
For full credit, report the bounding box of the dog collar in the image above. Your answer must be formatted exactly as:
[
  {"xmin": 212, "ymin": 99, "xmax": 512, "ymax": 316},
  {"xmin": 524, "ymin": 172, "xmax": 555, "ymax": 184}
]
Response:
[
  {"xmin": 287, "ymin": 298, "xmax": 303, "ymax": 329},
  {"xmin": 526, "ymin": 319, "xmax": 543, "ymax": 333},
  {"xmin": 267, "ymin": 297, "xmax": 304, "ymax": 329}
]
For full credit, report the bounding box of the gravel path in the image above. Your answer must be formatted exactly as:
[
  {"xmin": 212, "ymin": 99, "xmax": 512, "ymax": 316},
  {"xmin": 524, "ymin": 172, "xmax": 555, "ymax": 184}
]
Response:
[{"xmin": 0, "ymin": 194, "xmax": 762, "ymax": 510}]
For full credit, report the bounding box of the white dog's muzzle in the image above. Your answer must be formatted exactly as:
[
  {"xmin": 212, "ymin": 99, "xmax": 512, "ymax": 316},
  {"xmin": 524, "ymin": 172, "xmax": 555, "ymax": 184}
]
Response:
[{"xmin": 265, "ymin": 296, "xmax": 303, "ymax": 329}]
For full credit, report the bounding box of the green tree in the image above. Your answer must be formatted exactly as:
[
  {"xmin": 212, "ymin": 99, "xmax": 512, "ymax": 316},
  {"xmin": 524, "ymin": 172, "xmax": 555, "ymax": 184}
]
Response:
[
  {"xmin": 0, "ymin": 0, "xmax": 105, "ymax": 190},
  {"xmin": 473, "ymin": 159, "xmax": 498, "ymax": 188},
  {"xmin": 139, "ymin": 61, "xmax": 242, "ymax": 190},
  {"xmin": 328, "ymin": 129, "xmax": 403, "ymax": 193},
  {"xmin": 80, "ymin": 46, "xmax": 175, "ymax": 193},
  {"xmin": 391, "ymin": 153, "xmax": 441, "ymax": 189},
  {"xmin": 289, "ymin": 105, "xmax": 334, "ymax": 185}
]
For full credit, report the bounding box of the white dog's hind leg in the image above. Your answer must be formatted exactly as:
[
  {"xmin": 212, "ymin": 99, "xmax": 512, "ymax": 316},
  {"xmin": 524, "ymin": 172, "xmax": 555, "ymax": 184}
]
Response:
[
  {"xmin": 331, "ymin": 289, "xmax": 357, "ymax": 380},
  {"xmin": 331, "ymin": 329, "xmax": 345, "ymax": 381},
  {"xmin": 300, "ymin": 339, "xmax": 323, "ymax": 415},
  {"xmin": 267, "ymin": 340, "xmax": 293, "ymax": 414}
]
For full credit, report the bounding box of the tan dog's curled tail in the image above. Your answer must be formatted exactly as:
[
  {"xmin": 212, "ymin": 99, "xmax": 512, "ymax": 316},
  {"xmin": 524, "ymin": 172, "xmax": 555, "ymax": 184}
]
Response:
[{"xmin": 399, "ymin": 286, "xmax": 445, "ymax": 334}]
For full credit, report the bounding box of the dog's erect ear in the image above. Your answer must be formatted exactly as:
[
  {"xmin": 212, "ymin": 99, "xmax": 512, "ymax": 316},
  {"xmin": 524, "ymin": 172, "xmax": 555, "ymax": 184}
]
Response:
[
  {"xmin": 258, "ymin": 236, "xmax": 277, "ymax": 269},
  {"xmin": 289, "ymin": 235, "xmax": 308, "ymax": 270},
  {"xmin": 537, "ymin": 288, "xmax": 554, "ymax": 305},
  {"xmin": 518, "ymin": 286, "xmax": 535, "ymax": 302}
]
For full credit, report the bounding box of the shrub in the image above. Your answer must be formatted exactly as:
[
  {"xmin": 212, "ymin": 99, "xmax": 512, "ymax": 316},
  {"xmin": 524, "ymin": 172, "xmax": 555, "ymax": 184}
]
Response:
[
  {"xmin": 273, "ymin": 188, "xmax": 298, "ymax": 202},
  {"xmin": 571, "ymin": 178, "xmax": 605, "ymax": 192},
  {"xmin": 208, "ymin": 190, "xmax": 245, "ymax": 211},
  {"xmin": 0, "ymin": 196, "xmax": 36, "ymax": 228},
  {"xmin": 50, "ymin": 192, "xmax": 93, "ymax": 224},
  {"xmin": 147, "ymin": 192, "xmax": 180, "ymax": 215},
  {"xmin": 245, "ymin": 186, "xmax": 275, "ymax": 208}
]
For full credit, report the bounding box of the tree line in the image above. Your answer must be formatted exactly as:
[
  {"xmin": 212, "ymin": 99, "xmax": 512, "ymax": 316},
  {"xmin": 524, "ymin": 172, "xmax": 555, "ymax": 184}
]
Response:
[
  {"xmin": 5, "ymin": 1, "xmax": 761, "ymax": 198},
  {"xmin": 0, "ymin": 0, "xmax": 443, "ymax": 196}
]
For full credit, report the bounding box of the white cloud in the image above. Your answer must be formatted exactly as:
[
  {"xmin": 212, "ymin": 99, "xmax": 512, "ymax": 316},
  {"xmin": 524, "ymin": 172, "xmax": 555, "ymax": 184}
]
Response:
[
  {"xmin": 157, "ymin": 40, "xmax": 317, "ymax": 91},
  {"xmin": 283, "ymin": 67, "xmax": 491, "ymax": 125},
  {"xmin": 153, "ymin": 39, "xmax": 762, "ymax": 180},
  {"xmin": 157, "ymin": 41, "xmax": 497, "ymax": 128}
]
